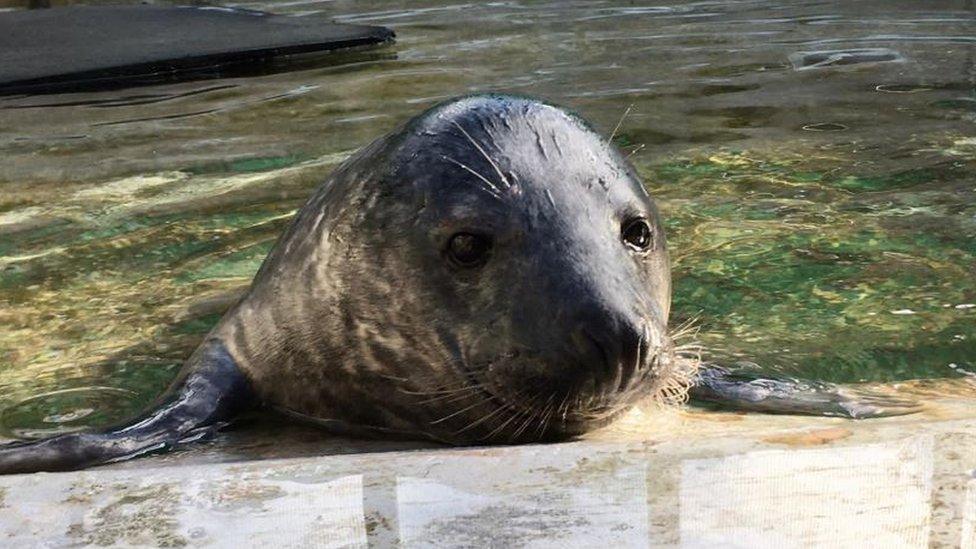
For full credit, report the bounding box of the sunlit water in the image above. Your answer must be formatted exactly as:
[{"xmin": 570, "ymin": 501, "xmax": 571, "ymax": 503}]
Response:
[{"xmin": 0, "ymin": 0, "xmax": 974, "ymax": 438}]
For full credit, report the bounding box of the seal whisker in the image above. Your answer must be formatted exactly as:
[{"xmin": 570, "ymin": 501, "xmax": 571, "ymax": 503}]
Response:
[
  {"xmin": 557, "ymin": 391, "xmax": 572, "ymax": 422},
  {"xmin": 376, "ymin": 373, "xmax": 409, "ymax": 382},
  {"xmin": 671, "ymin": 314, "xmax": 702, "ymax": 341},
  {"xmin": 608, "ymin": 103, "xmax": 633, "ymax": 144},
  {"xmin": 450, "ymin": 121, "xmax": 511, "ymax": 189},
  {"xmin": 430, "ymin": 395, "xmax": 492, "ymax": 425},
  {"xmin": 398, "ymin": 380, "xmax": 483, "ymax": 396},
  {"xmin": 481, "ymin": 400, "xmax": 526, "ymax": 441},
  {"xmin": 674, "ymin": 342, "xmax": 704, "ymax": 350},
  {"xmin": 492, "ymin": 389, "xmax": 548, "ymax": 442},
  {"xmin": 440, "ymin": 155, "xmax": 505, "ymax": 200},
  {"xmin": 519, "ymin": 393, "xmax": 554, "ymax": 440},
  {"xmin": 583, "ymin": 392, "xmax": 596, "ymax": 412},
  {"xmin": 452, "ymin": 394, "xmax": 519, "ymax": 436},
  {"xmin": 626, "ymin": 144, "xmax": 646, "ymax": 159},
  {"xmin": 416, "ymin": 385, "xmax": 485, "ymax": 406},
  {"xmin": 482, "ymin": 415, "xmax": 518, "ymax": 441},
  {"xmin": 512, "ymin": 407, "xmax": 539, "ymax": 440},
  {"xmin": 468, "ymin": 385, "xmax": 543, "ymax": 440},
  {"xmin": 535, "ymin": 394, "xmax": 557, "ymax": 437},
  {"xmin": 651, "ymin": 346, "xmax": 699, "ymax": 407}
]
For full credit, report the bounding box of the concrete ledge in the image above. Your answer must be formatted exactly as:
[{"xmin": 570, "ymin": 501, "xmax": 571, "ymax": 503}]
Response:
[{"xmin": 2, "ymin": 381, "xmax": 975, "ymax": 547}]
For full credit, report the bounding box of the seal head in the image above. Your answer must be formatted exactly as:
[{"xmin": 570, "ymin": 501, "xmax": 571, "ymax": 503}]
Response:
[{"xmin": 218, "ymin": 94, "xmax": 683, "ymax": 444}]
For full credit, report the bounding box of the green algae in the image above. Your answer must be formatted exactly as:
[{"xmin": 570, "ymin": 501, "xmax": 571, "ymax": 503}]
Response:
[
  {"xmin": 176, "ymin": 242, "xmax": 274, "ymax": 283},
  {"xmin": 646, "ymin": 148, "xmax": 976, "ymax": 383},
  {"xmin": 932, "ymin": 98, "xmax": 976, "ymax": 112},
  {"xmin": 1, "ymin": 136, "xmax": 975, "ymax": 435},
  {"xmin": 172, "ymin": 313, "xmax": 223, "ymax": 336},
  {"xmin": 0, "ymin": 166, "xmax": 319, "ymax": 436},
  {"xmin": 186, "ymin": 154, "xmax": 307, "ymax": 175},
  {"xmin": 831, "ymin": 167, "xmax": 938, "ymax": 192}
]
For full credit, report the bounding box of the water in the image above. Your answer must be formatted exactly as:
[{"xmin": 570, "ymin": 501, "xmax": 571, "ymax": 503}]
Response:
[{"xmin": 0, "ymin": 0, "xmax": 974, "ymax": 438}]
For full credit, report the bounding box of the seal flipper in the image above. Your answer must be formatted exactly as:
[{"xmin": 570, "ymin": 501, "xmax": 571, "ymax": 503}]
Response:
[
  {"xmin": 0, "ymin": 338, "xmax": 252, "ymax": 474},
  {"xmin": 689, "ymin": 363, "xmax": 922, "ymax": 419}
]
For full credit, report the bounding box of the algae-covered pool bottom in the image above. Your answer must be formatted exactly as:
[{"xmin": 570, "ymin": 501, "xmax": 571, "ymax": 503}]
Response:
[{"xmin": 0, "ymin": 134, "xmax": 974, "ymax": 440}]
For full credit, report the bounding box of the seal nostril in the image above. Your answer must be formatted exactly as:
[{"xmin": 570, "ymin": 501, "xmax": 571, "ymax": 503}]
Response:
[
  {"xmin": 562, "ymin": 308, "xmax": 661, "ymax": 395},
  {"xmin": 570, "ymin": 326, "xmax": 614, "ymax": 386},
  {"xmin": 636, "ymin": 323, "xmax": 651, "ymax": 373},
  {"xmin": 571, "ymin": 323, "xmax": 644, "ymax": 393},
  {"xmin": 617, "ymin": 327, "xmax": 642, "ymax": 391},
  {"xmin": 608, "ymin": 317, "xmax": 651, "ymax": 393}
]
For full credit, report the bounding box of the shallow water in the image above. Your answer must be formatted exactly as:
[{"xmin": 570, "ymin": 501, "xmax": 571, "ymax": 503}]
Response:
[{"xmin": 0, "ymin": 0, "xmax": 974, "ymax": 437}]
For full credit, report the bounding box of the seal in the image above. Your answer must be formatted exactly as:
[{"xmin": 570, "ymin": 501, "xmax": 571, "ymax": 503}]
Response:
[{"xmin": 0, "ymin": 95, "xmax": 918, "ymax": 474}]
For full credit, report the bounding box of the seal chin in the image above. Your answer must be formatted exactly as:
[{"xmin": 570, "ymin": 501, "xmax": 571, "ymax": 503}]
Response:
[
  {"xmin": 541, "ymin": 405, "xmax": 631, "ymax": 440},
  {"xmin": 470, "ymin": 389, "xmax": 631, "ymax": 444},
  {"xmin": 454, "ymin": 344, "xmax": 679, "ymax": 444}
]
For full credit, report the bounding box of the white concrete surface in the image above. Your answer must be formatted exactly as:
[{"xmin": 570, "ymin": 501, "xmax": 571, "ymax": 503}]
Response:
[{"xmin": 1, "ymin": 379, "xmax": 975, "ymax": 548}]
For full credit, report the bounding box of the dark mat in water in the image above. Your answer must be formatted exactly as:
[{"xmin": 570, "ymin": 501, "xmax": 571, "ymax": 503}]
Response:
[{"xmin": 0, "ymin": 5, "xmax": 394, "ymax": 95}]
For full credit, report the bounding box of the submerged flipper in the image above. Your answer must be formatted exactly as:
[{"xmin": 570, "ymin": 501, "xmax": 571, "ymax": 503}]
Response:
[
  {"xmin": 0, "ymin": 338, "xmax": 252, "ymax": 474},
  {"xmin": 689, "ymin": 363, "xmax": 922, "ymax": 419}
]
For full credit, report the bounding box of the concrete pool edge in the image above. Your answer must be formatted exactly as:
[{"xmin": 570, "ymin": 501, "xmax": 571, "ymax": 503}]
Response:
[{"xmin": 2, "ymin": 379, "xmax": 975, "ymax": 547}]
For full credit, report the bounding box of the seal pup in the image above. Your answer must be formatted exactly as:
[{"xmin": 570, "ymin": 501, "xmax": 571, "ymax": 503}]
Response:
[{"xmin": 0, "ymin": 95, "xmax": 917, "ymax": 474}]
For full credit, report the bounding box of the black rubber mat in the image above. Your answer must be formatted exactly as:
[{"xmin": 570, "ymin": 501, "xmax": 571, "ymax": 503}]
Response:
[{"xmin": 0, "ymin": 5, "xmax": 394, "ymax": 95}]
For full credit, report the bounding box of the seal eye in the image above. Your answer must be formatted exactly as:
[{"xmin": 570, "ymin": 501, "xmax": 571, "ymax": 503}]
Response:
[
  {"xmin": 622, "ymin": 218, "xmax": 653, "ymax": 251},
  {"xmin": 447, "ymin": 232, "xmax": 492, "ymax": 268}
]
